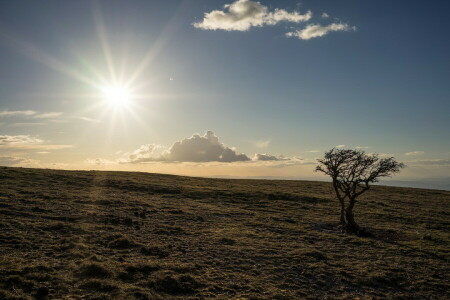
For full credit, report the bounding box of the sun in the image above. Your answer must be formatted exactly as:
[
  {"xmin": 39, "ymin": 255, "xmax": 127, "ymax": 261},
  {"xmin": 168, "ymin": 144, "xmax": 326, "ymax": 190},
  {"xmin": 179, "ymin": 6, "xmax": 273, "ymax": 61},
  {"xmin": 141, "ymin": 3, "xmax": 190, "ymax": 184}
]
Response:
[{"xmin": 100, "ymin": 84, "xmax": 133, "ymax": 108}]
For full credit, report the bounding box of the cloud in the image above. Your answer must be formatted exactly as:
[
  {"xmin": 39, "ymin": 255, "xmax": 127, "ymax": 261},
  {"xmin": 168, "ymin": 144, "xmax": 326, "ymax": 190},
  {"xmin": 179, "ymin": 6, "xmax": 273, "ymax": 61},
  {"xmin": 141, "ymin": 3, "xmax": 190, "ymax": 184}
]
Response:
[
  {"xmin": 407, "ymin": 159, "xmax": 450, "ymax": 166},
  {"xmin": 0, "ymin": 110, "xmax": 36, "ymax": 117},
  {"xmin": 164, "ymin": 131, "xmax": 250, "ymax": 162},
  {"xmin": 335, "ymin": 144, "xmax": 346, "ymax": 148},
  {"xmin": 253, "ymin": 153, "xmax": 289, "ymax": 161},
  {"xmin": 34, "ymin": 112, "xmax": 63, "ymax": 119},
  {"xmin": 0, "ymin": 156, "xmax": 39, "ymax": 167},
  {"xmin": 121, "ymin": 144, "xmax": 164, "ymax": 163},
  {"xmin": 0, "ymin": 134, "xmax": 72, "ymax": 150},
  {"xmin": 286, "ymin": 23, "xmax": 355, "ymax": 40},
  {"xmin": 125, "ymin": 131, "xmax": 250, "ymax": 163},
  {"xmin": 78, "ymin": 117, "xmax": 101, "ymax": 123},
  {"xmin": 321, "ymin": 12, "xmax": 329, "ymax": 18},
  {"xmin": 355, "ymin": 146, "xmax": 369, "ymax": 149},
  {"xmin": 85, "ymin": 158, "xmax": 117, "ymax": 165},
  {"xmin": 0, "ymin": 110, "xmax": 63, "ymax": 119},
  {"xmin": 405, "ymin": 151, "xmax": 424, "ymax": 156},
  {"xmin": 193, "ymin": 0, "xmax": 311, "ymax": 31},
  {"xmin": 0, "ymin": 135, "xmax": 44, "ymax": 145}
]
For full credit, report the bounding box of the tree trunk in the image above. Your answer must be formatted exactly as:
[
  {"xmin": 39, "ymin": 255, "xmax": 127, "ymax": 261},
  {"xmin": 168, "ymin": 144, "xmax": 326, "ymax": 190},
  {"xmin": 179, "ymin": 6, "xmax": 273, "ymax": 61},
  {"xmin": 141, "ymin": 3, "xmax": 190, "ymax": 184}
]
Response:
[
  {"xmin": 332, "ymin": 179, "xmax": 346, "ymax": 226},
  {"xmin": 339, "ymin": 200, "xmax": 345, "ymax": 226},
  {"xmin": 345, "ymin": 198, "xmax": 360, "ymax": 232}
]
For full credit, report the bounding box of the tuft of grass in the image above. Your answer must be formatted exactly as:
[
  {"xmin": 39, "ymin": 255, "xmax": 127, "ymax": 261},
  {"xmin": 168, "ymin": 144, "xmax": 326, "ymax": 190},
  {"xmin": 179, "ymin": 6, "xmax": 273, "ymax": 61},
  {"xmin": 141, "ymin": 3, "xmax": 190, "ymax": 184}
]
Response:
[
  {"xmin": 76, "ymin": 263, "xmax": 113, "ymax": 279},
  {"xmin": 151, "ymin": 274, "xmax": 202, "ymax": 295},
  {"xmin": 108, "ymin": 238, "xmax": 139, "ymax": 249}
]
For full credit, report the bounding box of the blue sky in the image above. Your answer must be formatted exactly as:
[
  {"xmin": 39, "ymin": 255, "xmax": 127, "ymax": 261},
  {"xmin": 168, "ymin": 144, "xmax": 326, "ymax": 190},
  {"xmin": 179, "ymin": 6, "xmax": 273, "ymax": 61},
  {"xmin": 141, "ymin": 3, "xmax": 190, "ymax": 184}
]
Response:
[{"xmin": 0, "ymin": 0, "xmax": 449, "ymax": 185}]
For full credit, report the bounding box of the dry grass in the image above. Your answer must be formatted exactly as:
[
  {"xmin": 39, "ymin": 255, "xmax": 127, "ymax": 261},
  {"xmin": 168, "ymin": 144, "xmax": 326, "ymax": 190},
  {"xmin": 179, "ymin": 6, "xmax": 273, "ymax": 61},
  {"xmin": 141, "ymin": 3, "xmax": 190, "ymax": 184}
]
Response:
[{"xmin": 0, "ymin": 166, "xmax": 449, "ymax": 299}]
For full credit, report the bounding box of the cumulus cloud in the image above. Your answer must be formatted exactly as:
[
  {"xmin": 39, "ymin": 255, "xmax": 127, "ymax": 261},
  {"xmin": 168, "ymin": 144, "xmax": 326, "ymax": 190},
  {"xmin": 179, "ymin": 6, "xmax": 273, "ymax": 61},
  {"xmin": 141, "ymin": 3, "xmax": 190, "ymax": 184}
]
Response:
[
  {"xmin": 163, "ymin": 131, "xmax": 250, "ymax": 162},
  {"xmin": 121, "ymin": 144, "xmax": 164, "ymax": 163},
  {"xmin": 405, "ymin": 151, "xmax": 424, "ymax": 156},
  {"xmin": 321, "ymin": 12, "xmax": 329, "ymax": 18},
  {"xmin": 253, "ymin": 153, "xmax": 289, "ymax": 161},
  {"xmin": 193, "ymin": 0, "xmax": 311, "ymax": 31},
  {"xmin": 124, "ymin": 131, "xmax": 250, "ymax": 163},
  {"xmin": 286, "ymin": 23, "xmax": 355, "ymax": 40}
]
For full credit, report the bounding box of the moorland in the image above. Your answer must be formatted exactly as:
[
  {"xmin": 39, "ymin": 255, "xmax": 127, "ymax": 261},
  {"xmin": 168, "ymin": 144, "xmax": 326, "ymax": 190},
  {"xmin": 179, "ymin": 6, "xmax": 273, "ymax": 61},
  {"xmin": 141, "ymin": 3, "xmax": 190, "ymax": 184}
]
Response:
[{"xmin": 0, "ymin": 167, "xmax": 449, "ymax": 299}]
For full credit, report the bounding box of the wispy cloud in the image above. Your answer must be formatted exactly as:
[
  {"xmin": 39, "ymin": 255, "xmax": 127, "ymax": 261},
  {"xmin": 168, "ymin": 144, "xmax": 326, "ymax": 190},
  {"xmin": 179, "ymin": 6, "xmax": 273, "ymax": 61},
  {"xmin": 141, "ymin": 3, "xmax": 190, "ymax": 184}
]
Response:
[
  {"xmin": 0, "ymin": 135, "xmax": 44, "ymax": 145},
  {"xmin": 0, "ymin": 134, "xmax": 72, "ymax": 150},
  {"xmin": 335, "ymin": 144, "xmax": 346, "ymax": 148},
  {"xmin": 0, "ymin": 110, "xmax": 36, "ymax": 117},
  {"xmin": 0, "ymin": 110, "xmax": 63, "ymax": 121},
  {"xmin": 286, "ymin": 23, "xmax": 355, "ymax": 40},
  {"xmin": 253, "ymin": 153, "xmax": 289, "ymax": 161},
  {"xmin": 321, "ymin": 12, "xmax": 329, "ymax": 18},
  {"xmin": 193, "ymin": 0, "xmax": 311, "ymax": 31},
  {"xmin": 34, "ymin": 112, "xmax": 63, "ymax": 119},
  {"xmin": 407, "ymin": 159, "xmax": 450, "ymax": 166},
  {"xmin": 405, "ymin": 151, "xmax": 425, "ymax": 156},
  {"xmin": 78, "ymin": 116, "xmax": 101, "ymax": 123},
  {"xmin": 85, "ymin": 158, "xmax": 117, "ymax": 165},
  {"xmin": 0, "ymin": 156, "xmax": 39, "ymax": 167}
]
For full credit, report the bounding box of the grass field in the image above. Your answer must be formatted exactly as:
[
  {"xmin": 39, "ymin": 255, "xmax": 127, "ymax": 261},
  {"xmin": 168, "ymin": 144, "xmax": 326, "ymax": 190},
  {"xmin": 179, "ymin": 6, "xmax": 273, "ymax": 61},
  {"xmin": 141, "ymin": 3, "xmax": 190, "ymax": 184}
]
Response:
[{"xmin": 0, "ymin": 166, "xmax": 449, "ymax": 299}]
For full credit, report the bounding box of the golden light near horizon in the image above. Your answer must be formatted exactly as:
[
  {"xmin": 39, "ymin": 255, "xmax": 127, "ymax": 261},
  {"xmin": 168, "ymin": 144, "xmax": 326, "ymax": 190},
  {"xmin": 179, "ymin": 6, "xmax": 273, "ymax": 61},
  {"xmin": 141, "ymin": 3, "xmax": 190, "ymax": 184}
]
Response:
[{"xmin": 100, "ymin": 84, "xmax": 134, "ymax": 108}]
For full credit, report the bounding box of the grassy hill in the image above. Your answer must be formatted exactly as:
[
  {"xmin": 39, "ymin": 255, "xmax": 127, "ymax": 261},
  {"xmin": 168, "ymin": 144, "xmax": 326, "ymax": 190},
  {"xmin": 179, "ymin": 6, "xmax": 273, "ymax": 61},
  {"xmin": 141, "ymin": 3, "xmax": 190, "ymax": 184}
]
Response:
[{"xmin": 0, "ymin": 166, "xmax": 448, "ymax": 299}]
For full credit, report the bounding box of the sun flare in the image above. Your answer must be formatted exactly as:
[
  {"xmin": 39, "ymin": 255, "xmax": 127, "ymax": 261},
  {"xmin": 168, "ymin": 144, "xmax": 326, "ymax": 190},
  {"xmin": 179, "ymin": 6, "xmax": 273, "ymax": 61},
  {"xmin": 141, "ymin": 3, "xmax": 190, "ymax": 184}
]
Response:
[{"xmin": 100, "ymin": 84, "xmax": 133, "ymax": 108}]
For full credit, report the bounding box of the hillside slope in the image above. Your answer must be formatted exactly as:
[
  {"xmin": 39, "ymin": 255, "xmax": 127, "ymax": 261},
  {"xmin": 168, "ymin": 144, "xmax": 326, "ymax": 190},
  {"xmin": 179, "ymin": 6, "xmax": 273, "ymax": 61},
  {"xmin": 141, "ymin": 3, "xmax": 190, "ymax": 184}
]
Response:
[{"xmin": 0, "ymin": 167, "xmax": 449, "ymax": 299}]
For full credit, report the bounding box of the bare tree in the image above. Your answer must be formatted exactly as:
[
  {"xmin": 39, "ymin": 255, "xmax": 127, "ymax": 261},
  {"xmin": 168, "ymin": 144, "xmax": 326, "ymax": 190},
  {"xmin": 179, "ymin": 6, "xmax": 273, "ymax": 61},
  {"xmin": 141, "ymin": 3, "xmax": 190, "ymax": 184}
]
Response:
[{"xmin": 316, "ymin": 148, "xmax": 404, "ymax": 232}]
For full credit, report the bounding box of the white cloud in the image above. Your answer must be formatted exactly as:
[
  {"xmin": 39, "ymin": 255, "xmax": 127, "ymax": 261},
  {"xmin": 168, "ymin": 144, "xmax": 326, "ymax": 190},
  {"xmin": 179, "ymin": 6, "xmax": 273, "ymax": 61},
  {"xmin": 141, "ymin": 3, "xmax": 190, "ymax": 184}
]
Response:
[
  {"xmin": 0, "ymin": 110, "xmax": 36, "ymax": 117},
  {"xmin": 355, "ymin": 146, "xmax": 369, "ymax": 149},
  {"xmin": 405, "ymin": 151, "xmax": 425, "ymax": 156},
  {"xmin": 193, "ymin": 0, "xmax": 311, "ymax": 31},
  {"xmin": 78, "ymin": 117, "xmax": 101, "ymax": 123},
  {"xmin": 286, "ymin": 23, "xmax": 355, "ymax": 40},
  {"xmin": 34, "ymin": 112, "xmax": 63, "ymax": 119},
  {"xmin": 304, "ymin": 150, "xmax": 320, "ymax": 153},
  {"xmin": 322, "ymin": 12, "xmax": 329, "ymax": 18},
  {"xmin": 335, "ymin": 144, "xmax": 346, "ymax": 148}
]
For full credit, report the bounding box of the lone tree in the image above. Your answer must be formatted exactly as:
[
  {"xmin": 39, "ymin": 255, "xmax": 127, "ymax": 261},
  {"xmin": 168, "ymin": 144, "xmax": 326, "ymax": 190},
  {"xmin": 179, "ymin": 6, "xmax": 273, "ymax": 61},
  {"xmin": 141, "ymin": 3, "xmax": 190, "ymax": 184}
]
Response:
[{"xmin": 316, "ymin": 148, "xmax": 404, "ymax": 232}]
